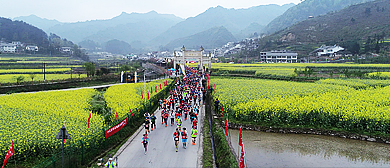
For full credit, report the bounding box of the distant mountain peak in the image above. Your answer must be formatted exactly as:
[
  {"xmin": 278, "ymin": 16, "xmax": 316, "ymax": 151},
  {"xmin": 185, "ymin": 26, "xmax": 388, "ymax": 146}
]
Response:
[{"xmin": 147, "ymin": 10, "xmax": 158, "ymax": 14}]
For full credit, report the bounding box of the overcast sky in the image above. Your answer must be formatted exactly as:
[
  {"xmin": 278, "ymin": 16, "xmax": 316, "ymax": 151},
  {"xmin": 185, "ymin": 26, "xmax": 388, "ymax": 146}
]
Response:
[{"xmin": 1, "ymin": 0, "xmax": 301, "ymax": 22}]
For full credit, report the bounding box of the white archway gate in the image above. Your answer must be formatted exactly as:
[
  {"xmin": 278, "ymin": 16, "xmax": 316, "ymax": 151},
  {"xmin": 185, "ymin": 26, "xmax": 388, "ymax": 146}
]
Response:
[{"xmin": 173, "ymin": 46, "xmax": 211, "ymax": 74}]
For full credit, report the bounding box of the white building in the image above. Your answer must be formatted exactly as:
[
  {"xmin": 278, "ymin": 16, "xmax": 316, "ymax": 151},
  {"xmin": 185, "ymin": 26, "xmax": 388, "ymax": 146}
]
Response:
[
  {"xmin": 260, "ymin": 50, "xmax": 298, "ymax": 63},
  {"xmin": 0, "ymin": 43, "xmax": 17, "ymax": 53},
  {"xmin": 60, "ymin": 47, "xmax": 72, "ymax": 53},
  {"xmin": 312, "ymin": 45, "xmax": 344, "ymax": 57},
  {"xmin": 26, "ymin": 45, "xmax": 39, "ymax": 52}
]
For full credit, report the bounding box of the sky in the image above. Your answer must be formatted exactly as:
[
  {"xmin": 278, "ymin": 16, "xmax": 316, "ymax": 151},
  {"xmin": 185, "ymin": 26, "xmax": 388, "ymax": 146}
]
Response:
[{"xmin": 1, "ymin": 0, "xmax": 302, "ymax": 22}]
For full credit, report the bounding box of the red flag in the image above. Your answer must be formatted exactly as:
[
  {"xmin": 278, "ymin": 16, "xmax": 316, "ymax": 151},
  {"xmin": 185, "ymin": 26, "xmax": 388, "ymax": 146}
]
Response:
[
  {"xmin": 2, "ymin": 140, "xmax": 14, "ymax": 168},
  {"xmin": 160, "ymin": 83, "xmax": 162, "ymax": 89},
  {"xmin": 206, "ymin": 73, "xmax": 209, "ymax": 80},
  {"xmin": 239, "ymin": 126, "xmax": 243, "ymax": 147},
  {"xmin": 116, "ymin": 108, "xmax": 119, "ymax": 122},
  {"xmin": 147, "ymin": 91, "xmax": 150, "ymax": 100},
  {"xmin": 222, "ymin": 105, "xmax": 225, "ymax": 117},
  {"xmin": 155, "ymin": 85, "xmax": 158, "ymax": 93},
  {"xmin": 225, "ymin": 114, "xmax": 229, "ymax": 136},
  {"xmin": 129, "ymin": 107, "xmax": 133, "ymax": 116},
  {"xmin": 88, "ymin": 110, "xmax": 92, "ymax": 128},
  {"xmin": 240, "ymin": 144, "xmax": 245, "ymax": 168},
  {"xmin": 151, "ymin": 86, "xmax": 153, "ymax": 94},
  {"xmin": 141, "ymin": 90, "xmax": 143, "ymax": 99},
  {"xmin": 213, "ymin": 84, "xmax": 216, "ymax": 93}
]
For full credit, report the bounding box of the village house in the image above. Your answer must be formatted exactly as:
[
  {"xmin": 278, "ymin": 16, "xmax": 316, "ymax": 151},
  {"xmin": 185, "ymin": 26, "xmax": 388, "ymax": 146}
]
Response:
[
  {"xmin": 260, "ymin": 50, "xmax": 298, "ymax": 63},
  {"xmin": 26, "ymin": 45, "xmax": 39, "ymax": 52},
  {"xmin": 311, "ymin": 45, "xmax": 344, "ymax": 57},
  {"xmin": 0, "ymin": 43, "xmax": 17, "ymax": 53}
]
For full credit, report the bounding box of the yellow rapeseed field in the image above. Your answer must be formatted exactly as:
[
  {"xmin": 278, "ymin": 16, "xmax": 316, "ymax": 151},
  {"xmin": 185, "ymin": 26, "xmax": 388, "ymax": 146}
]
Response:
[{"xmin": 212, "ymin": 76, "xmax": 390, "ymax": 134}]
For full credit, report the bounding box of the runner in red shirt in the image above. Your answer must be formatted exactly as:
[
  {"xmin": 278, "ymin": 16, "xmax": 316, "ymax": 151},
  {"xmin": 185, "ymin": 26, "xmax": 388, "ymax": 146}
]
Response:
[
  {"xmin": 181, "ymin": 127, "xmax": 188, "ymax": 149},
  {"xmin": 192, "ymin": 118, "xmax": 198, "ymax": 128},
  {"xmin": 173, "ymin": 128, "xmax": 180, "ymax": 152},
  {"xmin": 163, "ymin": 112, "xmax": 169, "ymax": 127}
]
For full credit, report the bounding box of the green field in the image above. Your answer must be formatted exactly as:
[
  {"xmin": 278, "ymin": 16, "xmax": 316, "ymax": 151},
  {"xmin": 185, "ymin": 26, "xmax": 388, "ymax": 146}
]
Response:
[{"xmin": 0, "ymin": 54, "xmax": 85, "ymax": 84}]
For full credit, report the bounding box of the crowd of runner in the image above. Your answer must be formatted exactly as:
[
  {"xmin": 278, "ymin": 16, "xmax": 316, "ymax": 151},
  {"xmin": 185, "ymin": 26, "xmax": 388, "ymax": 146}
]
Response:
[{"xmin": 141, "ymin": 67, "xmax": 204, "ymax": 154}]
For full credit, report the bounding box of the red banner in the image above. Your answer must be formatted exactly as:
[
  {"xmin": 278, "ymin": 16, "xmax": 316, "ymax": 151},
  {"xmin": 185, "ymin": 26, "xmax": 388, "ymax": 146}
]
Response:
[
  {"xmin": 129, "ymin": 107, "xmax": 133, "ymax": 116},
  {"xmin": 106, "ymin": 118, "xmax": 127, "ymax": 138},
  {"xmin": 225, "ymin": 114, "xmax": 229, "ymax": 136},
  {"xmin": 240, "ymin": 145, "xmax": 245, "ymax": 168},
  {"xmin": 2, "ymin": 140, "xmax": 14, "ymax": 168}
]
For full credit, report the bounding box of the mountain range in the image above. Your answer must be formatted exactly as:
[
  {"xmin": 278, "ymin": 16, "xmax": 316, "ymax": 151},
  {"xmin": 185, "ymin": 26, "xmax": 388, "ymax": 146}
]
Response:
[
  {"xmin": 13, "ymin": 4, "xmax": 294, "ymax": 51},
  {"xmin": 12, "ymin": 0, "xmax": 385, "ymax": 54},
  {"xmin": 150, "ymin": 4, "xmax": 294, "ymax": 48},
  {"xmin": 263, "ymin": 0, "xmax": 377, "ymax": 34}
]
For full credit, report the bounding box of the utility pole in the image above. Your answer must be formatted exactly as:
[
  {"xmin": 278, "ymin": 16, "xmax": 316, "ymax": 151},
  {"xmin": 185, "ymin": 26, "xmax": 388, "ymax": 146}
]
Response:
[{"xmin": 43, "ymin": 62, "xmax": 46, "ymax": 82}]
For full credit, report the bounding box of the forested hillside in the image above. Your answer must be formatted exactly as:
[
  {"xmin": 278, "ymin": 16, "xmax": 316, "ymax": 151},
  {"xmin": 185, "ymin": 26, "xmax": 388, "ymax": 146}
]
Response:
[
  {"xmin": 0, "ymin": 17, "xmax": 48, "ymax": 46},
  {"xmin": 250, "ymin": 0, "xmax": 389, "ymax": 57},
  {"xmin": 263, "ymin": 0, "xmax": 376, "ymax": 34}
]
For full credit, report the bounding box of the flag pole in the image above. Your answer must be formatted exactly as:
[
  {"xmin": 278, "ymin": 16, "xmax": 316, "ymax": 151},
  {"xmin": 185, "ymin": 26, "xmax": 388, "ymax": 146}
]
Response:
[
  {"xmin": 238, "ymin": 128, "xmax": 240, "ymax": 158},
  {"xmin": 13, "ymin": 139, "xmax": 16, "ymax": 168}
]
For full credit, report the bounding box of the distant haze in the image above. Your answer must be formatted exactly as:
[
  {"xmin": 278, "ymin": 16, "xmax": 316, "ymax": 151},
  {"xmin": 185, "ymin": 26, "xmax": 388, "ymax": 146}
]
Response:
[{"xmin": 1, "ymin": 0, "xmax": 301, "ymax": 22}]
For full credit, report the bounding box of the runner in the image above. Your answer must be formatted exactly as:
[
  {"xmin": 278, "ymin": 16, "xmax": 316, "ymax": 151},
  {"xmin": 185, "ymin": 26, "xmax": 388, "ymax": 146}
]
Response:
[
  {"xmin": 159, "ymin": 99, "xmax": 163, "ymax": 110},
  {"xmin": 150, "ymin": 113, "xmax": 157, "ymax": 131},
  {"xmin": 141, "ymin": 133, "xmax": 150, "ymax": 154},
  {"xmin": 192, "ymin": 117, "xmax": 198, "ymax": 128},
  {"xmin": 181, "ymin": 127, "xmax": 188, "ymax": 149},
  {"xmin": 170, "ymin": 111, "xmax": 175, "ymax": 126},
  {"xmin": 144, "ymin": 111, "xmax": 150, "ymax": 120},
  {"xmin": 176, "ymin": 115, "xmax": 183, "ymax": 130},
  {"xmin": 163, "ymin": 111, "xmax": 169, "ymax": 127},
  {"xmin": 161, "ymin": 109, "xmax": 165, "ymax": 125},
  {"xmin": 191, "ymin": 126, "xmax": 198, "ymax": 145},
  {"xmin": 173, "ymin": 128, "xmax": 180, "ymax": 152},
  {"xmin": 144, "ymin": 118, "xmax": 150, "ymax": 133},
  {"xmin": 104, "ymin": 158, "xmax": 117, "ymax": 168},
  {"xmin": 184, "ymin": 109, "xmax": 188, "ymax": 121}
]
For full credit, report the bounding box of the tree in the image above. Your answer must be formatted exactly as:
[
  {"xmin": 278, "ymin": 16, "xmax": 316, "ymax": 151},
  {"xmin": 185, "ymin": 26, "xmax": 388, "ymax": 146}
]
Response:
[
  {"xmin": 307, "ymin": 68, "xmax": 314, "ymax": 77},
  {"xmin": 343, "ymin": 69, "xmax": 351, "ymax": 78},
  {"xmin": 29, "ymin": 74, "xmax": 36, "ymax": 83},
  {"xmin": 100, "ymin": 67, "xmax": 110, "ymax": 75},
  {"xmin": 294, "ymin": 68, "xmax": 301, "ymax": 77},
  {"xmin": 364, "ymin": 36, "xmax": 372, "ymax": 53},
  {"xmin": 16, "ymin": 76, "xmax": 25, "ymax": 85},
  {"xmin": 83, "ymin": 62, "xmax": 95, "ymax": 77},
  {"xmin": 119, "ymin": 64, "xmax": 132, "ymax": 72},
  {"xmin": 343, "ymin": 41, "xmax": 360, "ymax": 55}
]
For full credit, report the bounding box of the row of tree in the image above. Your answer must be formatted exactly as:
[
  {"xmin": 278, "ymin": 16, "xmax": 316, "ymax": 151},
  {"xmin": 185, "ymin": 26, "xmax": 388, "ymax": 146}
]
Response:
[{"xmin": 83, "ymin": 61, "xmax": 141, "ymax": 77}]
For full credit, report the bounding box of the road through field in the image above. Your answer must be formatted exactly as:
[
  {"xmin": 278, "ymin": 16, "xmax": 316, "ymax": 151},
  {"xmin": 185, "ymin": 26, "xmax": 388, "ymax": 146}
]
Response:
[{"xmin": 114, "ymin": 99, "xmax": 204, "ymax": 168}]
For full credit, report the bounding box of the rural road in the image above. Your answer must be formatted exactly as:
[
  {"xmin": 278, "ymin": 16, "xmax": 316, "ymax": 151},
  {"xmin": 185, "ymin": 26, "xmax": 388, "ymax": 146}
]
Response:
[{"xmin": 114, "ymin": 100, "xmax": 204, "ymax": 168}]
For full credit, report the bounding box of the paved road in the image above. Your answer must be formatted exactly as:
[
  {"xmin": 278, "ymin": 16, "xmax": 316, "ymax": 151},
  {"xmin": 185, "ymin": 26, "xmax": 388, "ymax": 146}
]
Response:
[{"xmin": 115, "ymin": 103, "xmax": 204, "ymax": 168}]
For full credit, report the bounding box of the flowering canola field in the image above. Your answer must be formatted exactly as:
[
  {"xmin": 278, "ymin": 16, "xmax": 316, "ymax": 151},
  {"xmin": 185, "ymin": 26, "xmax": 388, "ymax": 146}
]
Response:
[
  {"xmin": 104, "ymin": 79, "xmax": 172, "ymax": 121},
  {"xmin": 212, "ymin": 76, "xmax": 390, "ymax": 134},
  {"xmin": 0, "ymin": 78, "xmax": 171, "ymax": 161},
  {"xmin": 0, "ymin": 89, "xmax": 104, "ymax": 159}
]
